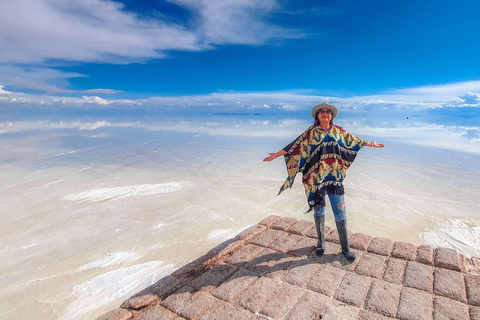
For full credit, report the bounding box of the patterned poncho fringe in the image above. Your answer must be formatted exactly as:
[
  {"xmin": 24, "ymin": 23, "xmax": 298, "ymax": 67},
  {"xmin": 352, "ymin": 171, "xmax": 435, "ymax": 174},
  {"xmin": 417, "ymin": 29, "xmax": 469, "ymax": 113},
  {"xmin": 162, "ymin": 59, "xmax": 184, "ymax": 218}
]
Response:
[{"xmin": 278, "ymin": 125, "xmax": 367, "ymax": 212}]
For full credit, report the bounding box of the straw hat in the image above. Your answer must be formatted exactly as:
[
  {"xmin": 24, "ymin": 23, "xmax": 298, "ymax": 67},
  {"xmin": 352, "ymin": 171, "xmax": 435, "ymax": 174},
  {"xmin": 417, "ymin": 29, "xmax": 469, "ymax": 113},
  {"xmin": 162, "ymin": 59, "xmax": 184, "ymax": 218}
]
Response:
[{"xmin": 311, "ymin": 102, "xmax": 338, "ymax": 120}]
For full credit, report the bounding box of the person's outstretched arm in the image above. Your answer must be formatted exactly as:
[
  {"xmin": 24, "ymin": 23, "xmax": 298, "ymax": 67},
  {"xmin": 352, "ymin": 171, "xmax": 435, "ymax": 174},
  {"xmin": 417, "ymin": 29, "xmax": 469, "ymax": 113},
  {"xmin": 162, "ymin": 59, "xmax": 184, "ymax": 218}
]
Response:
[{"xmin": 263, "ymin": 150, "xmax": 287, "ymax": 162}]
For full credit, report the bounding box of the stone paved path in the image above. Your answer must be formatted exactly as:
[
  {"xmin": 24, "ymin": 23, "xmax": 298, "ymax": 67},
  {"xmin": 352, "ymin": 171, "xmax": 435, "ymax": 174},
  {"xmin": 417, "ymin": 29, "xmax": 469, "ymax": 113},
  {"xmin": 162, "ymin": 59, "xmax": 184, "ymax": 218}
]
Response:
[{"xmin": 99, "ymin": 215, "xmax": 480, "ymax": 320}]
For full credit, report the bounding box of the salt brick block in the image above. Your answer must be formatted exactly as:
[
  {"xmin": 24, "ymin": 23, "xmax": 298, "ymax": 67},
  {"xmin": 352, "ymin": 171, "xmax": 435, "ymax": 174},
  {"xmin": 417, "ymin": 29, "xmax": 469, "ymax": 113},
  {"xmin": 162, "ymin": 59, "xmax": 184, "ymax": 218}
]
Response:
[
  {"xmin": 270, "ymin": 216, "xmax": 297, "ymax": 231},
  {"xmin": 259, "ymin": 215, "xmax": 281, "ymax": 227},
  {"xmin": 211, "ymin": 268, "xmax": 258, "ymax": 302},
  {"xmin": 433, "ymin": 296, "xmax": 469, "ymax": 320},
  {"xmin": 435, "ymin": 247, "xmax": 461, "ymax": 271},
  {"xmin": 305, "ymin": 224, "xmax": 332, "ymax": 239},
  {"xmin": 199, "ymin": 298, "xmax": 253, "ymax": 320},
  {"xmin": 138, "ymin": 275, "xmax": 183, "ymax": 300},
  {"xmin": 326, "ymin": 229, "xmax": 351, "ymax": 244},
  {"xmin": 322, "ymin": 303, "xmax": 360, "ymax": 320},
  {"xmin": 434, "ymin": 268, "xmax": 467, "ymax": 303},
  {"xmin": 96, "ymin": 308, "xmax": 132, "ymax": 320},
  {"xmin": 392, "ymin": 241, "xmax": 417, "ymax": 261},
  {"xmin": 285, "ymin": 259, "xmax": 322, "ymax": 287},
  {"xmin": 471, "ymin": 306, "xmax": 480, "ymax": 320},
  {"xmin": 359, "ymin": 309, "xmax": 396, "ymax": 320},
  {"xmin": 190, "ymin": 263, "xmax": 238, "ymax": 292},
  {"xmin": 334, "ymin": 272, "xmax": 372, "ymax": 307},
  {"xmin": 466, "ymin": 274, "xmax": 480, "ymax": 306},
  {"xmin": 307, "ymin": 264, "xmax": 345, "ymax": 296},
  {"xmin": 368, "ymin": 237, "xmax": 394, "ymax": 256},
  {"xmin": 287, "ymin": 236, "xmax": 316, "ymax": 258},
  {"xmin": 355, "ymin": 253, "xmax": 388, "ymax": 279},
  {"xmin": 349, "ymin": 233, "xmax": 373, "ymax": 251},
  {"xmin": 162, "ymin": 286, "xmax": 215, "ymax": 320},
  {"xmin": 244, "ymin": 247, "xmax": 278, "ymax": 275},
  {"xmin": 284, "ymin": 290, "xmax": 330, "ymax": 320},
  {"xmin": 364, "ymin": 279, "xmax": 401, "ymax": 317},
  {"xmin": 416, "ymin": 244, "xmax": 434, "ymax": 265},
  {"xmin": 235, "ymin": 276, "xmax": 280, "ymax": 313},
  {"xmin": 308, "ymin": 241, "xmax": 340, "ymax": 264},
  {"xmin": 383, "ymin": 258, "xmax": 407, "ymax": 284},
  {"xmin": 259, "ymin": 282, "xmax": 304, "ymax": 319},
  {"xmin": 268, "ymin": 231, "xmax": 302, "ymax": 253},
  {"xmin": 287, "ymin": 219, "xmax": 314, "ymax": 236},
  {"xmin": 329, "ymin": 249, "xmax": 364, "ymax": 272},
  {"xmin": 266, "ymin": 252, "xmax": 298, "ymax": 279},
  {"xmin": 225, "ymin": 244, "xmax": 264, "ymax": 266},
  {"xmin": 396, "ymin": 287, "xmax": 433, "ymax": 320},
  {"xmin": 403, "ymin": 261, "xmax": 434, "ymax": 293},
  {"xmin": 235, "ymin": 224, "xmax": 267, "ymax": 241},
  {"xmin": 121, "ymin": 294, "xmax": 158, "ymax": 310},
  {"xmin": 250, "ymin": 228, "xmax": 284, "ymax": 247},
  {"xmin": 137, "ymin": 305, "xmax": 182, "ymax": 320}
]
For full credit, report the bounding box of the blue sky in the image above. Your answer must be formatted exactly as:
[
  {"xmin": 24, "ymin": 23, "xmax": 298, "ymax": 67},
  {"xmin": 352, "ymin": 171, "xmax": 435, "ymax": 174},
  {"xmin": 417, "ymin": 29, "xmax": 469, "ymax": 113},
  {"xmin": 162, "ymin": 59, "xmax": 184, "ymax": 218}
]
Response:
[{"xmin": 1, "ymin": 0, "xmax": 480, "ymax": 109}]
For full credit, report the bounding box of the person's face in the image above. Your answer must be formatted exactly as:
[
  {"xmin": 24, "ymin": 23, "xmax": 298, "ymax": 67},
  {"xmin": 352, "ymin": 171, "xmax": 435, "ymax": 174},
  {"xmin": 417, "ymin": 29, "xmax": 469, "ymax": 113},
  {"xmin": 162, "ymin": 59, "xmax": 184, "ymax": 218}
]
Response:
[{"xmin": 317, "ymin": 108, "xmax": 332, "ymax": 122}]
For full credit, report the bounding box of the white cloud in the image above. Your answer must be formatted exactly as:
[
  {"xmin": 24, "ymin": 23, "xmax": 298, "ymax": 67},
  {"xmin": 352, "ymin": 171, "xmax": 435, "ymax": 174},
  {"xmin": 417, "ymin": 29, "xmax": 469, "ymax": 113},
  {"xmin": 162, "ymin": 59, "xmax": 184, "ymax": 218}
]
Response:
[{"xmin": 82, "ymin": 88, "xmax": 123, "ymax": 94}]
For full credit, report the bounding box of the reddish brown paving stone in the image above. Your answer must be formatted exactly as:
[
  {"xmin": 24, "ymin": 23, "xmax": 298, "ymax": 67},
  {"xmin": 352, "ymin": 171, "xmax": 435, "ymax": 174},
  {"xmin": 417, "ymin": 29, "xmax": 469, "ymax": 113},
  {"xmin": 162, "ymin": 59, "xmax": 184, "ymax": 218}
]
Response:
[
  {"xmin": 189, "ymin": 263, "xmax": 238, "ymax": 292},
  {"xmin": 403, "ymin": 261, "xmax": 434, "ymax": 293},
  {"xmin": 322, "ymin": 302, "xmax": 360, "ymax": 320},
  {"xmin": 334, "ymin": 272, "xmax": 372, "ymax": 307},
  {"xmin": 161, "ymin": 286, "xmax": 216, "ymax": 320},
  {"xmin": 308, "ymin": 241, "xmax": 341, "ymax": 264},
  {"xmin": 265, "ymin": 252, "xmax": 298, "ymax": 280},
  {"xmin": 267, "ymin": 231, "xmax": 303, "ymax": 253},
  {"xmin": 235, "ymin": 224, "xmax": 268, "ymax": 241},
  {"xmin": 250, "ymin": 228, "xmax": 284, "ymax": 247},
  {"xmin": 471, "ymin": 306, "xmax": 480, "ymax": 320},
  {"xmin": 392, "ymin": 241, "xmax": 417, "ymax": 261},
  {"xmin": 396, "ymin": 287, "xmax": 433, "ymax": 320},
  {"xmin": 286, "ymin": 220, "xmax": 314, "ymax": 236},
  {"xmin": 259, "ymin": 282, "xmax": 304, "ymax": 319},
  {"xmin": 198, "ymin": 298, "xmax": 253, "ymax": 320},
  {"xmin": 259, "ymin": 215, "xmax": 281, "ymax": 227},
  {"xmin": 225, "ymin": 244, "xmax": 265, "ymax": 266},
  {"xmin": 244, "ymin": 247, "xmax": 278, "ymax": 275},
  {"xmin": 284, "ymin": 290, "xmax": 330, "ymax": 320},
  {"xmin": 307, "ymin": 264, "xmax": 346, "ymax": 296},
  {"xmin": 211, "ymin": 268, "xmax": 259, "ymax": 302},
  {"xmin": 465, "ymin": 274, "xmax": 480, "ymax": 306},
  {"xmin": 354, "ymin": 252, "xmax": 388, "ymax": 279},
  {"xmin": 417, "ymin": 245, "xmax": 434, "ymax": 265},
  {"xmin": 121, "ymin": 294, "xmax": 158, "ymax": 310},
  {"xmin": 97, "ymin": 308, "xmax": 133, "ymax": 320},
  {"xmin": 329, "ymin": 249, "xmax": 364, "ymax": 272},
  {"xmin": 364, "ymin": 279, "xmax": 402, "ymax": 317},
  {"xmin": 287, "ymin": 236, "xmax": 316, "ymax": 258},
  {"xmin": 349, "ymin": 233, "xmax": 373, "ymax": 251},
  {"xmin": 136, "ymin": 305, "xmax": 183, "ymax": 320},
  {"xmin": 435, "ymin": 247, "xmax": 462, "ymax": 271},
  {"xmin": 285, "ymin": 259, "xmax": 322, "ymax": 287},
  {"xmin": 235, "ymin": 276, "xmax": 280, "ymax": 313},
  {"xmin": 136, "ymin": 275, "xmax": 183, "ymax": 300},
  {"xmin": 433, "ymin": 296, "xmax": 469, "ymax": 320},
  {"xmin": 270, "ymin": 216, "xmax": 298, "ymax": 231},
  {"xmin": 359, "ymin": 309, "xmax": 396, "ymax": 320},
  {"xmin": 305, "ymin": 224, "xmax": 333, "ymax": 239},
  {"xmin": 368, "ymin": 237, "xmax": 394, "ymax": 256},
  {"xmin": 434, "ymin": 268, "xmax": 467, "ymax": 303},
  {"xmin": 383, "ymin": 257, "xmax": 407, "ymax": 284}
]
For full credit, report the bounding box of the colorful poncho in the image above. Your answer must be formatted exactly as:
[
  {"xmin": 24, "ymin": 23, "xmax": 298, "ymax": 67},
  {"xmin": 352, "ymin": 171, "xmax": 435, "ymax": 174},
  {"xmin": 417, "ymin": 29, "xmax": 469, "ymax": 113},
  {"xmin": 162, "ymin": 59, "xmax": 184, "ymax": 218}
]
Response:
[{"xmin": 278, "ymin": 125, "xmax": 367, "ymax": 211}]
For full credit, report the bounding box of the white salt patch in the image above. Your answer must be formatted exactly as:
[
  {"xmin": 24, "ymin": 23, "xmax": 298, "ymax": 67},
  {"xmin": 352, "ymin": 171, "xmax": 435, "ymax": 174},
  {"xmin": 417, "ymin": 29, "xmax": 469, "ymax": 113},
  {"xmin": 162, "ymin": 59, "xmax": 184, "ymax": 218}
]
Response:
[
  {"xmin": 76, "ymin": 252, "xmax": 140, "ymax": 272},
  {"xmin": 206, "ymin": 229, "xmax": 232, "ymax": 240},
  {"xmin": 154, "ymin": 223, "xmax": 164, "ymax": 229},
  {"xmin": 59, "ymin": 261, "xmax": 176, "ymax": 320},
  {"xmin": 63, "ymin": 182, "xmax": 185, "ymax": 202},
  {"xmin": 420, "ymin": 219, "xmax": 480, "ymax": 257}
]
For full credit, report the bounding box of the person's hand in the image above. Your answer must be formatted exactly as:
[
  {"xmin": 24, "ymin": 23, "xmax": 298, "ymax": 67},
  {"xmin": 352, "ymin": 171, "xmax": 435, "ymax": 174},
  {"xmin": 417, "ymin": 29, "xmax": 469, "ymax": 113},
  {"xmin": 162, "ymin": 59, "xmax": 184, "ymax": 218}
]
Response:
[
  {"xmin": 371, "ymin": 141, "xmax": 384, "ymax": 148},
  {"xmin": 263, "ymin": 153, "xmax": 279, "ymax": 162}
]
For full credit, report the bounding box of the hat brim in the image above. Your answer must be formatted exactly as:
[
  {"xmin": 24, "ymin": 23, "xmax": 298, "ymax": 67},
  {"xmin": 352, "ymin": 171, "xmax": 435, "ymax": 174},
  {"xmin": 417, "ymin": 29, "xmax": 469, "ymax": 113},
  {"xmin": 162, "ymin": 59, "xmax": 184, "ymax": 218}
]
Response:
[{"xmin": 311, "ymin": 103, "xmax": 338, "ymax": 120}]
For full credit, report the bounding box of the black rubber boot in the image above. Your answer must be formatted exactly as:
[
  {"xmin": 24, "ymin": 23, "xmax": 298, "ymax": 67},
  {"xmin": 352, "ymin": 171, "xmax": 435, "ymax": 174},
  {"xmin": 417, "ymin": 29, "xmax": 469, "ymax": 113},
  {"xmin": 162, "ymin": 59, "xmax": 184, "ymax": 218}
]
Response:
[
  {"xmin": 336, "ymin": 220, "xmax": 355, "ymax": 262},
  {"xmin": 314, "ymin": 215, "xmax": 325, "ymax": 256}
]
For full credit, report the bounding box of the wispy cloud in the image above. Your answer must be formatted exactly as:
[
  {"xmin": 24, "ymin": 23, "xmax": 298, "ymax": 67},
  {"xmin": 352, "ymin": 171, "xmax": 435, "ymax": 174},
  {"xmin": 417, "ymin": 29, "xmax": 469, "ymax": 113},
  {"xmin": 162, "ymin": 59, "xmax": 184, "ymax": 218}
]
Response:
[{"xmin": 82, "ymin": 88, "xmax": 123, "ymax": 94}]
